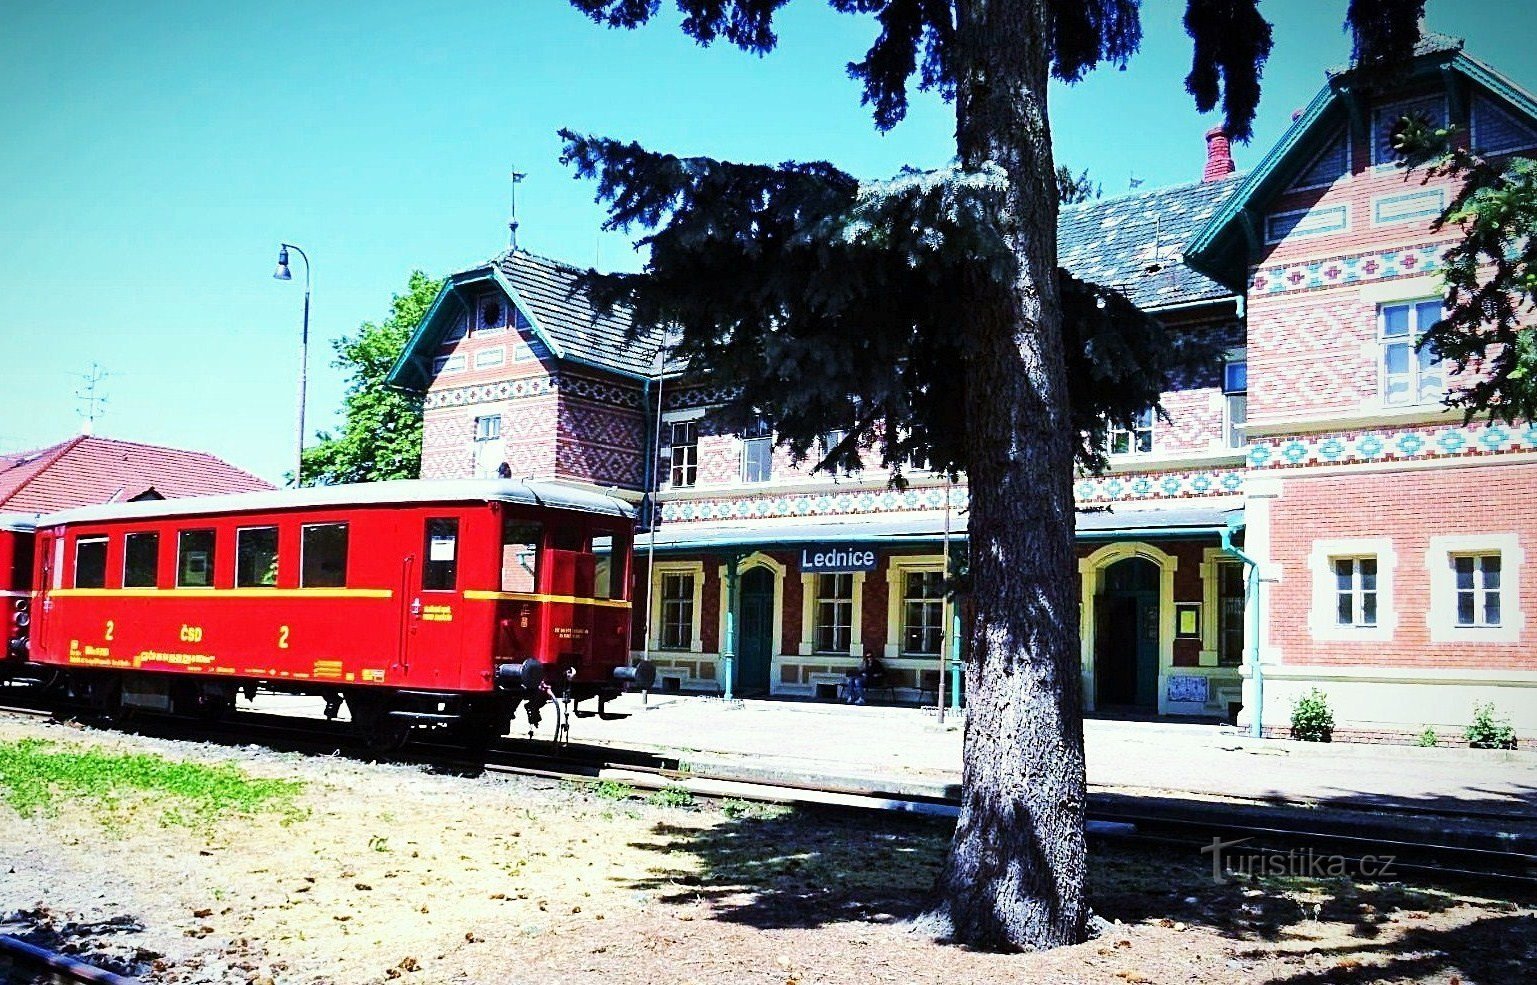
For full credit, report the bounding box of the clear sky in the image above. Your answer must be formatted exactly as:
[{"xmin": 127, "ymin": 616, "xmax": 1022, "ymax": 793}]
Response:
[{"xmin": 3, "ymin": 0, "xmax": 1534, "ymax": 484}]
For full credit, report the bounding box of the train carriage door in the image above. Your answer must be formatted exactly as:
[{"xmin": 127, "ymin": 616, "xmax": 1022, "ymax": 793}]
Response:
[
  {"xmin": 405, "ymin": 517, "xmax": 466, "ymax": 686},
  {"xmin": 541, "ymin": 522, "xmax": 593, "ymax": 681}
]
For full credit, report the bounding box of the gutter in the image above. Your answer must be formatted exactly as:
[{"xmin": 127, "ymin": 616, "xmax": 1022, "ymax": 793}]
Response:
[{"xmin": 1219, "ymin": 515, "xmax": 1264, "ymax": 738}]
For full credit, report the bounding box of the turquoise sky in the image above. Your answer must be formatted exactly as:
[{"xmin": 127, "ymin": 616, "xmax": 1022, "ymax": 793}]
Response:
[{"xmin": 3, "ymin": 1, "xmax": 1534, "ymax": 484}]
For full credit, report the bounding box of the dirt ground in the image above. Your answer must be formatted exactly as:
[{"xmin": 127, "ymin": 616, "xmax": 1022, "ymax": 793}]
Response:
[{"xmin": 1, "ymin": 717, "xmax": 1533, "ymax": 985}]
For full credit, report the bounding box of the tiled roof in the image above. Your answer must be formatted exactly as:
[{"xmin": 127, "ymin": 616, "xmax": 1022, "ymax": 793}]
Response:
[
  {"xmin": 1058, "ymin": 178, "xmax": 1242, "ymax": 312},
  {"xmin": 0, "ymin": 435, "xmax": 274, "ymax": 514},
  {"xmin": 491, "ymin": 250, "xmax": 665, "ymax": 377}
]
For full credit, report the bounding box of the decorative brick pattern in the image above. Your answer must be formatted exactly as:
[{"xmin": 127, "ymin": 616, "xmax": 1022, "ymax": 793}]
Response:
[
  {"xmin": 1249, "ymin": 421, "xmax": 1537, "ymax": 469},
  {"xmin": 1248, "ymin": 297, "xmax": 1376, "ymax": 417},
  {"xmin": 1073, "ymin": 469, "xmax": 1245, "ymax": 503},
  {"xmin": 1250, "ymin": 242, "xmax": 1451, "ymax": 296},
  {"xmin": 662, "ymin": 484, "xmax": 966, "ymax": 524}
]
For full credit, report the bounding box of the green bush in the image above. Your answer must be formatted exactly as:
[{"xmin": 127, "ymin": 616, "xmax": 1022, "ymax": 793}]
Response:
[
  {"xmin": 1465, "ymin": 703, "xmax": 1518, "ymax": 750},
  {"xmin": 647, "ymin": 785, "xmax": 695, "ymax": 809},
  {"xmin": 1290, "ymin": 688, "xmax": 1334, "ymax": 742},
  {"xmin": 1416, "ymin": 727, "xmax": 1439, "ymax": 748}
]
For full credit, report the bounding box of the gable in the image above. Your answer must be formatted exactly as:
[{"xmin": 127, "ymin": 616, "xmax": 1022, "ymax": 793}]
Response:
[{"xmin": 1186, "ymin": 40, "xmax": 1537, "ymax": 290}]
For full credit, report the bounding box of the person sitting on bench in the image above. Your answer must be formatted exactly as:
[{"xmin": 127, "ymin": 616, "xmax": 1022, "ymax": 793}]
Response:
[{"xmin": 845, "ymin": 654, "xmax": 885, "ymax": 705}]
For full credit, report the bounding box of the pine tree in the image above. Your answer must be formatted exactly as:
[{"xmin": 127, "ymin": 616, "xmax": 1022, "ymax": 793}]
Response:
[{"xmin": 562, "ymin": 0, "xmax": 1428, "ymax": 951}]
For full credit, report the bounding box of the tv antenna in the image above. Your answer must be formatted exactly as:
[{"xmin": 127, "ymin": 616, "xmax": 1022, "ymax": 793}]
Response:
[{"xmin": 75, "ymin": 363, "xmax": 111, "ymax": 435}]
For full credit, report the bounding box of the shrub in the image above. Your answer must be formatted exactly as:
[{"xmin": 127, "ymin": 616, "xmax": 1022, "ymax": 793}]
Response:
[
  {"xmin": 1416, "ymin": 727, "xmax": 1439, "ymax": 748},
  {"xmin": 1465, "ymin": 703, "xmax": 1518, "ymax": 750},
  {"xmin": 1290, "ymin": 688, "xmax": 1334, "ymax": 742}
]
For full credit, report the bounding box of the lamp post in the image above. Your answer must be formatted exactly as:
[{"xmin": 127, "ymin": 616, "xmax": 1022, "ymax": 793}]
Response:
[{"xmin": 272, "ymin": 244, "xmax": 310, "ymax": 486}]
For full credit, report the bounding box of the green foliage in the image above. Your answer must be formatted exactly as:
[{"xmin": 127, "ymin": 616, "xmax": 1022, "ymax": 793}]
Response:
[
  {"xmin": 1056, "ymin": 165, "xmax": 1101, "ymax": 205},
  {"xmin": 560, "ymin": 138, "xmax": 1223, "ymax": 478},
  {"xmin": 1394, "ymin": 121, "xmax": 1537, "ymax": 424},
  {"xmin": 1464, "ymin": 702, "xmax": 1517, "ymax": 750},
  {"xmin": 1415, "ymin": 727, "xmax": 1439, "ymax": 748},
  {"xmin": 1290, "ymin": 688, "xmax": 1334, "ymax": 743},
  {"xmin": 299, "ymin": 270, "xmax": 443, "ymax": 486},
  {"xmin": 591, "ymin": 779, "xmax": 636, "ymax": 801},
  {"xmin": 646, "ymin": 785, "xmax": 695, "ymax": 809},
  {"xmin": 0, "ymin": 738, "xmax": 304, "ymax": 824}
]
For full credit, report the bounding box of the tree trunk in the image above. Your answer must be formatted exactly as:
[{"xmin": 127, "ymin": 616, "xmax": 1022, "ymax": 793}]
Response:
[{"xmin": 916, "ymin": 0, "xmax": 1088, "ymax": 951}]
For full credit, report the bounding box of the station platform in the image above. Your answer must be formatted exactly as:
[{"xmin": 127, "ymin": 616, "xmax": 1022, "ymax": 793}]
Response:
[{"xmin": 586, "ymin": 693, "xmax": 1537, "ymax": 824}]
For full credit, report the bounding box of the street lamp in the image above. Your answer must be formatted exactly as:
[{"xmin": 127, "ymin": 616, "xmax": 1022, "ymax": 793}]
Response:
[{"xmin": 273, "ymin": 244, "xmax": 310, "ymax": 486}]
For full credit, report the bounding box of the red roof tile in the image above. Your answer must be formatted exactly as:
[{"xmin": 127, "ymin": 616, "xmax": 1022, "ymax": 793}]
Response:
[{"xmin": 0, "ymin": 436, "xmax": 274, "ymax": 514}]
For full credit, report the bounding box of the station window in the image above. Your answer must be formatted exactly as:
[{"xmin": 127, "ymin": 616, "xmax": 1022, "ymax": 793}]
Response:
[
  {"xmin": 423, "ymin": 518, "xmax": 459, "ymax": 591},
  {"xmin": 1380, "ymin": 300, "xmax": 1443, "ymax": 406},
  {"xmin": 669, "ymin": 421, "xmax": 698, "ymax": 488},
  {"xmin": 1223, "ymin": 357, "xmax": 1248, "ymax": 450},
  {"xmin": 301, "ymin": 523, "xmax": 349, "ymax": 588},
  {"xmin": 741, "ymin": 419, "xmax": 773, "ymax": 484},
  {"xmin": 1108, "ymin": 408, "xmax": 1154, "ymax": 455},
  {"xmin": 177, "ymin": 530, "xmax": 216, "ymax": 588},
  {"xmin": 235, "ymin": 527, "xmax": 279, "ymax": 588},
  {"xmin": 814, "ymin": 573, "xmax": 854, "ymax": 654},
  {"xmin": 902, "ymin": 571, "xmax": 945, "ymax": 655},
  {"xmin": 501, "ymin": 521, "xmax": 542, "ymax": 593},
  {"xmin": 1453, "ymin": 553, "xmax": 1502, "ymax": 627},
  {"xmin": 1333, "ymin": 557, "xmax": 1378, "ymax": 627},
  {"xmin": 1216, "ymin": 561, "xmax": 1246, "ymax": 666},
  {"xmin": 73, "ymin": 536, "xmax": 108, "ymax": 589},
  {"xmin": 123, "ymin": 532, "xmax": 159, "ymax": 588},
  {"xmin": 660, "ymin": 573, "xmax": 695, "ymax": 649}
]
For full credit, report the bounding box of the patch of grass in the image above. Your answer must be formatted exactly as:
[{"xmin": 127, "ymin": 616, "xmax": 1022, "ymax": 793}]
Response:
[
  {"xmin": 647, "ymin": 785, "xmax": 695, "ymax": 809},
  {"xmin": 0, "ymin": 738, "xmax": 304, "ymax": 827},
  {"xmin": 720, "ymin": 797, "xmax": 788, "ymax": 820},
  {"xmin": 592, "ymin": 779, "xmax": 636, "ymax": 801}
]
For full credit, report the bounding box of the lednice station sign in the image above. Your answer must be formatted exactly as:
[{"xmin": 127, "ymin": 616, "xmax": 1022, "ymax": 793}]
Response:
[{"xmin": 798, "ymin": 545, "xmax": 880, "ymax": 573}]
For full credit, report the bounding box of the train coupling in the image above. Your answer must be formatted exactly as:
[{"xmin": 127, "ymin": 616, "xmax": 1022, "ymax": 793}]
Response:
[
  {"xmin": 612, "ymin": 659, "xmax": 657, "ymax": 691},
  {"xmin": 494, "ymin": 658, "xmax": 546, "ymax": 693}
]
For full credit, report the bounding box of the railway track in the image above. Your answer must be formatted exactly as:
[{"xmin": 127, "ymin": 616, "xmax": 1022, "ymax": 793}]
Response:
[
  {"xmin": 0, "ymin": 935, "xmax": 139, "ymax": 985},
  {"xmin": 4, "ymin": 694, "xmax": 1535, "ymax": 892}
]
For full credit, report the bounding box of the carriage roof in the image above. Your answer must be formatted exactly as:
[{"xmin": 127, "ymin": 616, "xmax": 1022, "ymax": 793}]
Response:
[{"xmin": 37, "ymin": 479, "xmax": 635, "ymax": 527}]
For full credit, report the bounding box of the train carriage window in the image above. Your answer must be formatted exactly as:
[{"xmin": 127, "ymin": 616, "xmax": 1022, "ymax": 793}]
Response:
[
  {"xmin": 423, "ymin": 518, "xmax": 459, "ymax": 591},
  {"xmin": 301, "ymin": 523, "xmax": 349, "ymax": 588},
  {"xmin": 177, "ymin": 530, "xmax": 217, "ymax": 588},
  {"xmin": 501, "ymin": 521, "xmax": 542, "ymax": 593},
  {"xmin": 73, "ymin": 536, "xmax": 108, "ymax": 589},
  {"xmin": 123, "ymin": 532, "xmax": 160, "ymax": 588},
  {"xmin": 235, "ymin": 526, "xmax": 280, "ymax": 588}
]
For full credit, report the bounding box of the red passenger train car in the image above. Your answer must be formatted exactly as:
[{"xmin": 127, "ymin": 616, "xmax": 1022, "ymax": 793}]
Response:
[
  {"xmin": 2, "ymin": 514, "xmax": 36, "ymax": 665},
  {"xmin": 26, "ymin": 479, "xmax": 651, "ymax": 746}
]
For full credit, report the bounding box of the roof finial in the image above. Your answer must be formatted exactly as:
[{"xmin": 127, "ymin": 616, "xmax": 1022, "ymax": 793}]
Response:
[{"xmin": 509, "ymin": 168, "xmax": 527, "ymax": 250}]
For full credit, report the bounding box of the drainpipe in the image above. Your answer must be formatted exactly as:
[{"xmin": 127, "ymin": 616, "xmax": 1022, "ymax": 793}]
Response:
[
  {"xmin": 1220, "ymin": 516, "xmax": 1264, "ymax": 738},
  {"xmin": 722, "ymin": 553, "xmax": 739, "ymax": 702}
]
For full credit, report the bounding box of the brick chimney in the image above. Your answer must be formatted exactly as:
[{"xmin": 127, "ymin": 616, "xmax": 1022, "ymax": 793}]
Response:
[{"xmin": 1203, "ymin": 125, "xmax": 1236, "ymax": 182}]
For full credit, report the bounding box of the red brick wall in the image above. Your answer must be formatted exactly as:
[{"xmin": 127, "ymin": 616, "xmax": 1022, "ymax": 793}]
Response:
[{"xmin": 1267, "ymin": 462, "xmax": 1537, "ymax": 670}]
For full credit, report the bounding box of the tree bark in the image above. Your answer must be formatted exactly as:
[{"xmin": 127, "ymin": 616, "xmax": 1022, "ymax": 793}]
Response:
[{"xmin": 916, "ymin": 0, "xmax": 1088, "ymax": 951}]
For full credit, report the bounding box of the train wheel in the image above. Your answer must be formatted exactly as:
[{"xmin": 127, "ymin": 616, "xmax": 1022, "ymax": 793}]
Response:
[{"xmin": 346, "ymin": 692, "xmax": 411, "ymax": 756}]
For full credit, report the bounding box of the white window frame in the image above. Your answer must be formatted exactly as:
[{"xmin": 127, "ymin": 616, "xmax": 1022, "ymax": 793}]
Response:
[
  {"xmin": 473, "ymin": 415, "xmax": 502, "ymax": 442},
  {"xmin": 1223, "ymin": 354, "xmax": 1248, "ymax": 451},
  {"xmin": 668, "ymin": 419, "xmax": 699, "ymax": 488},
  {"xmin": 1308, "ymin": 538, "xmax": 1397, "ymax": 642},
  {"xmin": 1426, "ymin": 534, "xmax": 1524, "ymax": 644},
  {"xmin": 651, "ymin": 561, "xmax": 704, "ymax": 652},
  {"xmin": 811, "ymin": 572, "xmax": 855, "ymax": 655},
  {"xmin": 1379, "ymin": 299, "xmax": 1444, "ymax": 407},
  {"xmin": 73, "ymin": 535, "xmax": 109, "ymax": 589},
  {"xmin": 799, "ymin": 569, "xmax": 866, "ymax": 657},
  {"xmin": 1107, "ymin": 408, "xmax": 1154, "ymax": 456}
]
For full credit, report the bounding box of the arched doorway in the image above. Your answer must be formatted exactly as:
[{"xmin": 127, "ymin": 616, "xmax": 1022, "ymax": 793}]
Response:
[
  {"xmin": 1095, "ymin": 556, "xmax": 1160, "ymax": 710},
  {"xmin": 736, "ymin": 566, "xmax": 776, "ymax": 696}
]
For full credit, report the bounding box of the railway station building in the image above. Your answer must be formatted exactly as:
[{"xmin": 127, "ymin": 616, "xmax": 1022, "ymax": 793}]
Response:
[{"xmin": 390, "ymin": 33, "xmax": 1537, "ymax": 742}]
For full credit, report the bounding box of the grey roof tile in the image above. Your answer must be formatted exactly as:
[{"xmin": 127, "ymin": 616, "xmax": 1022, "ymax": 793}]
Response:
[
  {"xmin": 1058, "ymin": 178, "xmax": 1241, "ymax": 311},
  {"xmin": 490, "ymin": 249, "xmax": 664, "ymax": 378}
]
